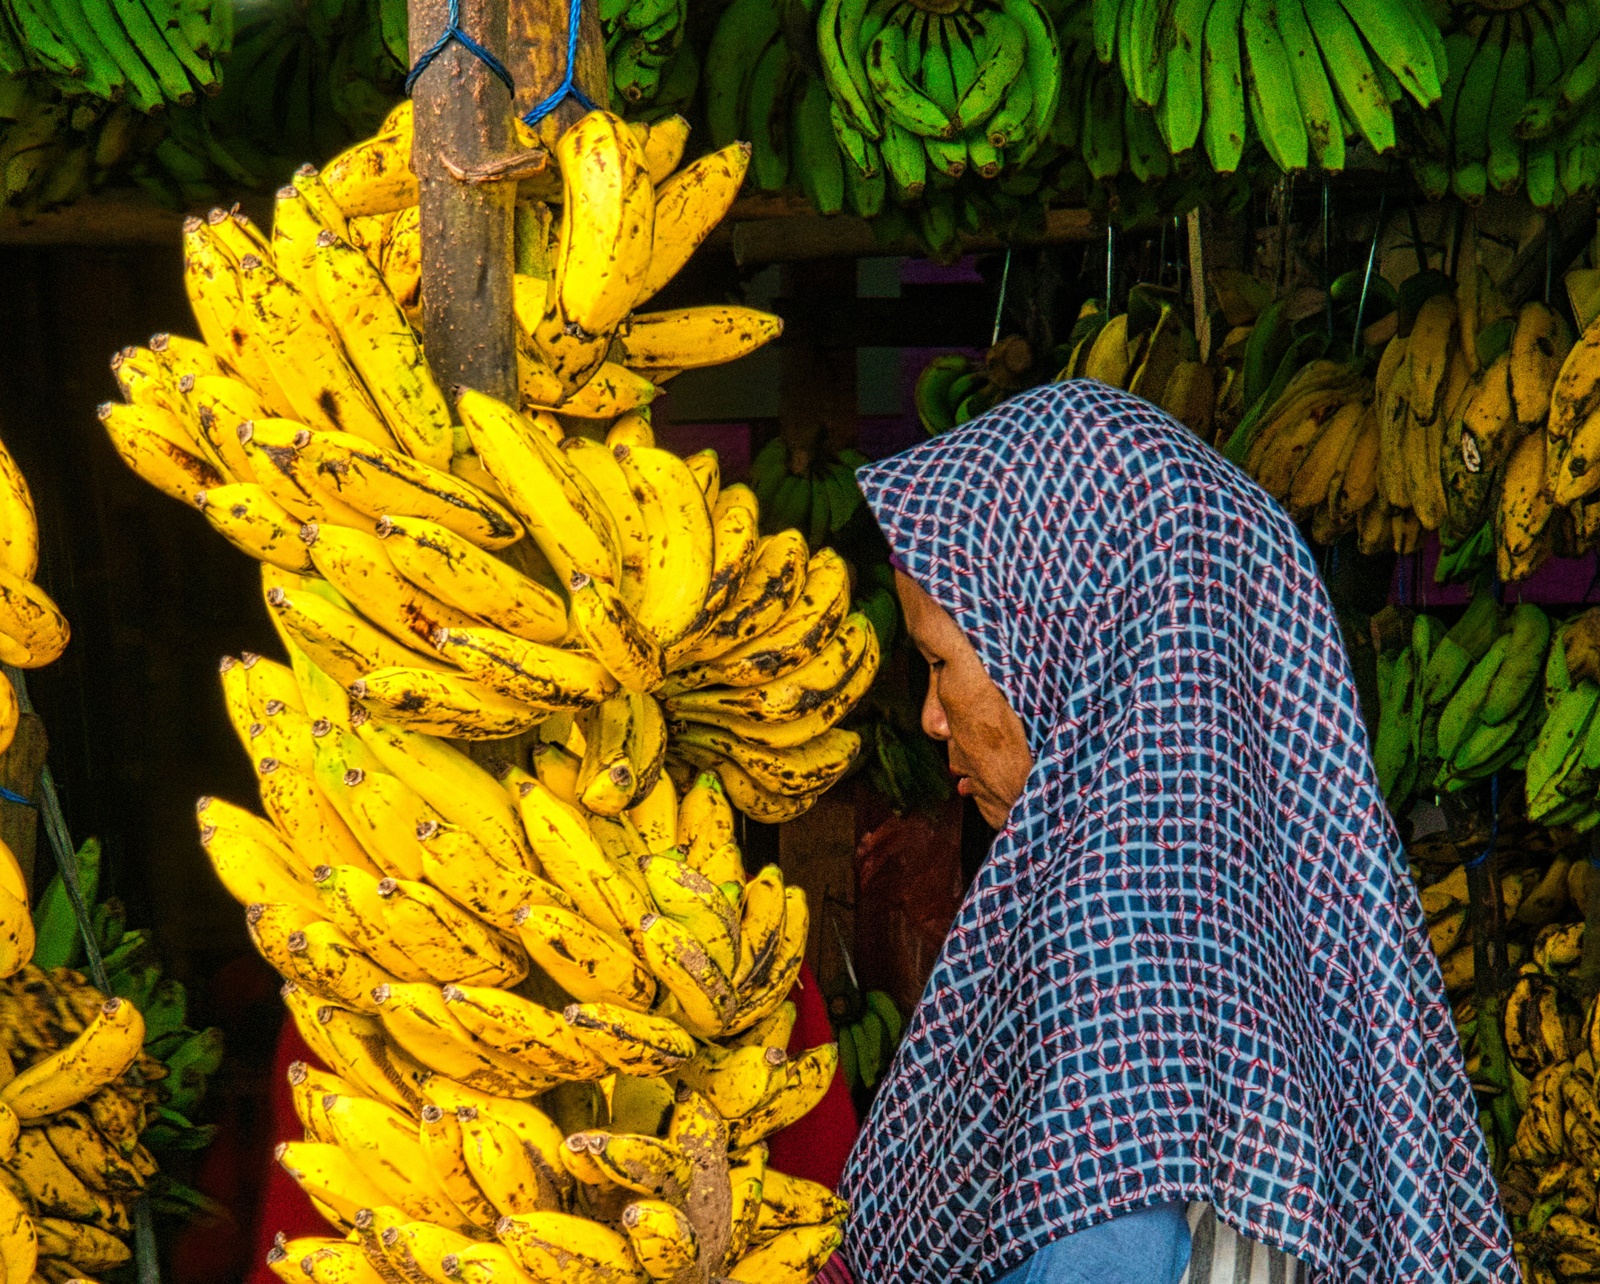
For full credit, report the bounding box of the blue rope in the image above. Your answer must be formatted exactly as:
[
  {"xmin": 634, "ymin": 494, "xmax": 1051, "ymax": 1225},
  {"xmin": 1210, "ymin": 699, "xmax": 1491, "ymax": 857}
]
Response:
[
  {"xmin": 405, "ymin": 0, "xmax": 515, "ymax": 97},
  {"xmin": 521, "ymin": 0, "xmax": 598, "ymax": 127},
  {"xmin": 0, "ymin": 785, "xmax": 33, "ymax": 807},
  {"xmin": 1464, "ymin": 775, "xmax": 1499, "ymax": 870}
]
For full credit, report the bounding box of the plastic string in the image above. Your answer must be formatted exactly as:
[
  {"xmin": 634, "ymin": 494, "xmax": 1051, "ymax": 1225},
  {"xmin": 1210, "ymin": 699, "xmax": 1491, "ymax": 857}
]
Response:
[
  {"xmin": 991, "ymin": 248, "xmax": 1012, "ymax": 348},
  {"xmin": 521, "ymin": 0, "xmax": 598, "ymax": 127},
  {"xmin": 404, "ymin": 0, "xmax": 515, "ymax": 97},
  {"xmin": 1464, "ymin": 774, "xmax": 1500, "ymax": 870},
  {"xmin": 1352, "ymin": 191, "xmax": 1386, "ymax": 349},
  {"xmin": 0, "ymin": 785, "xmax": 32, "ymax": 807}
]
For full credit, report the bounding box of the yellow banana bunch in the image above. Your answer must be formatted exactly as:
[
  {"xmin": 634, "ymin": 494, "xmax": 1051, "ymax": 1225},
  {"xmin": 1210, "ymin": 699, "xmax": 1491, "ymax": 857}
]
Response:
[{"xmin": 0, "ymin": 428, "xmax": 66, "ymax": 770}]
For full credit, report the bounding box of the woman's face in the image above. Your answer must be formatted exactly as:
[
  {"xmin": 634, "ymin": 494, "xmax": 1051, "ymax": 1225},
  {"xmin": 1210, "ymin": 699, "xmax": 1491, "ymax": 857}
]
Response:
[{"xmin": 895, "ymin": 571, "xmax": 1034, "ymax": 829}]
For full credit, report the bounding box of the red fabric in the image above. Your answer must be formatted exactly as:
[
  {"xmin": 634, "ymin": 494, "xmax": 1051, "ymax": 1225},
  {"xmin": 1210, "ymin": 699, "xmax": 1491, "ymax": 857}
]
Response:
[
  {"xmin": 765, "ymin": 961, "xmax": 860, "ymax": 1191},
  {"xmin": 238, "ymin": 961, "xmax": 859, "ymax": 1281},
  {"xmin": 243, "ymin": 1021, "xmax": 327, "ymax": 1284}
]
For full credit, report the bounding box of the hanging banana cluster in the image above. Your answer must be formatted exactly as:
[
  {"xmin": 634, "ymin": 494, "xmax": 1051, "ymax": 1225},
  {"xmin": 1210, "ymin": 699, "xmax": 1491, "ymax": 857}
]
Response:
[
  {"xmin": 603, "ymin": 0, "xmax": 699, "ymax": 114},
  {"xmin": 1417, "ymin": 0, "xmax": 1600, "ymax": 208},
  {"xmin": 0, "ymin": 966, "xmax": 155, "ymax": 1284},
  {"xmin": 1055, "ymin": 295, "xmax": 1217, "ymax": 436},
  {"xmin": 1088, "ymin": 0, "xmax": 1441, "ymax": 174},
  {"xmin": 704, "ymin": 0, "xmax": 862, "ymax": 218},
  {"xmin": 0, "ymin": 432, "xmax": 65, "ymax": 763},
  {"xmin": 99, "ymin": 102, "xmax": 879, "ymax": 823},
  {"xmin": 203, "ymin": 648, "xmax": 845, "ymax": 1284}
]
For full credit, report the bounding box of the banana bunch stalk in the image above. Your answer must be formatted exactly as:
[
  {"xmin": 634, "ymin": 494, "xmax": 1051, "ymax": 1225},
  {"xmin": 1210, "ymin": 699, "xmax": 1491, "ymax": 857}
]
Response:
[
  {"xmin": 1090, "ymin": 0, "xmax": 1441, "ymax": 175},
  {"xmin": 705, "ymin": 0, "xmax": 861, "ymax": 216},
  {"xmin": 0, "ymin": 963, "xmax": 158, "ymax": 1284},
  {"xmin": 198, "ymin": 645, "xmax": 845, "ymax": 1282},
  {"xmin": 1060, "ymin": 296, "xmax": 1217, "ymax": 438},
  {"xmin": 100, "ymin": 104, "xmax": 879, "ymax": 823},
  {"xmin": 816, "ymin": 0, "xmax": 1062, "ymax": 207}
]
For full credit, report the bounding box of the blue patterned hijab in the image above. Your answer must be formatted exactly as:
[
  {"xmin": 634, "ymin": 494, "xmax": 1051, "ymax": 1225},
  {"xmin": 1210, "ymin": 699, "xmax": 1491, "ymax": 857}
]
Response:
[{"xmin": 841, "ymin": 382, "xmax": 1514, "ymax": 1283}]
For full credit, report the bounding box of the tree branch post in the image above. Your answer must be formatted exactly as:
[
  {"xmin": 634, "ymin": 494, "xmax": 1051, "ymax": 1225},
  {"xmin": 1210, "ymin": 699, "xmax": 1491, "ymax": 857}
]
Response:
[{"xmin": 409, "ymin": 0, "xmax": 518, "ymax": 403}]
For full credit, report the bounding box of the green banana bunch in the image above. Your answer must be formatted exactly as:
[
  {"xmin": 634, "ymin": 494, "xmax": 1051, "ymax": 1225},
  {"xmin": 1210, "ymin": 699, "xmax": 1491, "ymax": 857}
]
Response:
[
  {"xmin": 1421, "ymin": 1, "xmax": 1600, "ymax": 208},
  {"xmin": 0, "ymin": 0, "xmax": 231, "ymax": 112},
  {"xmin": 1434, "ymin": 604, "xmax": 1552, "ymax": 793},
  {"xmin": 602, "ymin": 0, "xmax": 691, "ymax": 110},
  {"xmin": 1091, "ymin": 0, "xmax": 1439, "ymax": 175},
  {"xmin": 865, "ymin": 717, "xmax": 951, "ymax": 814},
  {"xmin": 749, "ymin": 436, "xmax": 871, "ymax": 549},
  {"xmin": 837, "ymin": 989, "xmax": 903, "ymax": 1091},
  {"xmin": 1374, "ymin": 640, "xmax": 1422, "ymax": 812}
]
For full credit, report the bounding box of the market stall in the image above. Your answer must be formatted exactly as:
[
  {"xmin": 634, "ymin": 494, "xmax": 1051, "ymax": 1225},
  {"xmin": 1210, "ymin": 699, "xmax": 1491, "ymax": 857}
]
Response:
[{"xmin": 2, "ymin": 0, "xmax": 1598, "ymax": 1278}]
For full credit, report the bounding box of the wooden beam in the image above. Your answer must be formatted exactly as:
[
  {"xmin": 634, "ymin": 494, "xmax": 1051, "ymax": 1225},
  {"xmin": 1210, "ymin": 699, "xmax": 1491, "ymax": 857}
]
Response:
[
  {"xmin": 410, "ymin": 0, "xmax": 518, "ymax": 403},
  {"xmin": 510, "ymin": 0, "xmax": 610, "ymax": 149},
  {"xmin": 730, "ymin": 205, "xmax": 1097, "ymax": 267},
  {"xmin": 0, "ymin": 192, "xmax": 187, "ymax": 246}
]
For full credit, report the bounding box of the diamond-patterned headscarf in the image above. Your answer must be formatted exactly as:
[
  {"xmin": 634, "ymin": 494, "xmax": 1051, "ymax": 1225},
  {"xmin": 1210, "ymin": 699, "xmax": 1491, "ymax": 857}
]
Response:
[{"xmin": 841, "ymin": 382, "xmax": 1515, "ymax": 1283}]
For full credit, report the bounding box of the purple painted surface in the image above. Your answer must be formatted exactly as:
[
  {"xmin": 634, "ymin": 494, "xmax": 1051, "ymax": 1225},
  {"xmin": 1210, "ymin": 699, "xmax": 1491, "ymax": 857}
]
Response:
[
  {"xmin": 899, "ymin": 255, "xmax": 985, "ymax": 286},
  {"xmin": 654, "ymin": 421, "xmax": 753, "ymax": 480},
  {"xmin": 1389, "ymin": 535, "xmax": 1600, "ymax": 608}
]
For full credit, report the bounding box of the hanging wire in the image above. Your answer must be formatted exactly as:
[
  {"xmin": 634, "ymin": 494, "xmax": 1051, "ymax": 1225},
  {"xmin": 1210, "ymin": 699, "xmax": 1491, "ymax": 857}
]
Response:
[
  {"xmin": 1322, "ymin": 178, "xmax": 1333, "ymax": 339},
  {"xmin": 1105, "ymin": 224, "xmax": 1114, "ymax": 309},
  {"xmin": 521, "ymin": 0, "xmax": 599, "ymax": 127},
  {"xmin": 1352, "ymin": 191, "xmax": 1387, "ymax": 351},
  {"xmin": 404, "ymin": 0, "xmax": 515, "ymax": 96},
  {"xmin": 991, "ymin": 249, "xmax": 1012, "ymax": 348}
]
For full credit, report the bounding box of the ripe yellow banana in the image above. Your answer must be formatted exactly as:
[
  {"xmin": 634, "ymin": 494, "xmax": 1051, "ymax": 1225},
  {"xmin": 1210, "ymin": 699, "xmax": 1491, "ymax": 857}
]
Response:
[
  {"xmin": 639, "ymin": 912, "xmax": 736, "ymax": 1038},
  {"xmin": 377, "ymin": 876, "xmax": 528, "ymax": 987},
  {"xmin": 33, "ymin": 1212, "xmax": 126, "ymax": 1272},
  {"xmin": 98, "ymin": 400, "xmax": 223, "ymax": 506},
  {"xmin": 198, "ymin": 482, "xmax": 315, "ymax": 572},
  {"xmin": 640, "ymin": 853, "xmax": 739, "ymax": 975},
  {"xmin": 671, "ymin": 530, "xmax": 808, "ymax": 671},
  {"xmin": 636, "ymin": 142, "xmax": 750, "ymax": 307},
  {"xmin": 680, "ymin": 1044, "xmax": 787, "ymax": 1119},
  {"xmin": 1501, "ymin": 428, "xmax": 1556, "ymax": 579},
  {"xmin": 563, "ymin": 1000, "xmax": 697, "ymax": 1076},
  {"xmin": 312, "ymin": 730, "xmax": 431, "ymax": 878},
  {"xmin": 670, "ymin": 613, "xmax": 877, "ymax": 726},
  {"xmin": 270, "ymin": 1237, "xmax": 387, "ymax": 1284},
  {"xmin": 568, "ymin": 573, "xmax": 664, "ymax": 693},
  {"xmin": 285, "ymin": 920, "xmax": 397, "ymax": 1013},
  {"xmin": 312, "ymin": 231, "xmax": 453, "ymax": 469},
  {"xmin": 620, "ymin": 1199, "xmax": 698, "ymax": 1280},
  {"xmin": 42, "ymin": 1107, "xmax": 147, "ymax": 1193},
  {"xmin": 669, "ymin": 746, "xmax": 820, "ymax": 823},
  {"xmin": 619, "ymin": 307, "xmax": 784, "ymax": 374},
  {"xmin": 376, "ymin": 514, "xmax": 566, "ymax": 644},
  {"xmin": 1407, "ymin": 292, "xmax": 1458, "ymax": 426},
  {"xmin": 267, "ymin": 579, "xmax": 434, "ymax": 690},
  {"xmin": 320, "ymin": 1090, "xmax": 469, "ymax": 1226},
  {"xmin": 607, "ymin": 411, "xmax": 654, "ymax": 450},
  {"xmin": 519, "ymin": 354, "xmax": 659, "ymax": 418},
  {"xmin": 614, "ymin": 442, "xmax": 714, "ymax": 646},
  {"xmin": 320, "ymin": 106, "xmax": 417, "ymax": 216},
  {"xmin": 726, "ymin": 1043, "xmax": 839, "ymax": 1149},
  {"xmin": 9, "ymin": 1125, "xmax": 122, "ymax": 1228},
  {"xmin": 418, "ymin": 1103, "xmax": 501, "ymax": 1230},
  {"xmin": 677, "ymin": 771, "xmax": 737, "ymax": 868},
  {"xmin": 513, "ymin": 777, "xmax": 653, "ymax": 936},
  {"xmin": 675, "ymin": 723, "xmax": 860, "ymax": 797},
  {"xmin": 632, "ymin": 115, "xmax": 689, "ymax": 183},
  {"xmin": 431, "ymin": 624, "xmax": 617, "ymax": 712},
  {"xmin": 578, "ymin": 692, "xmax": 647, "ymax": 817},
  {"xmin": 496, "ymin": 1209, "xmax": 647, "ymax": 1284},
  {"xmin": 440, "ymin": 983, "xmax": 604, "ymax": 1078},
  {"xmin": 726, "ymin": 1146, "xmax": 767, "ymax": 1267},
  {"xmin": 199, "ymin": 803, "xmax": 321, "ymax": 914},
  {"xmin": 275, "ymin": 1140, "xmax": 395, "ymax": 1227},
  {"xmin": 182, "ymin": 218, "xmax": 297, "ymax": 418},
  {"xmin": 295, "ymin": 429, "xmax": 523, "ymax": 550},
  {"xmin": 236, "ymin": 254, "xmax": 396, "ymax": 449},
  {"xmin": 726, "ymin": 1223, "xmax": 843, "ymax": 1283},
  {"xmin": 628, "ymin": 770, "xmax": 678, "ymax": 852},
  {"xmin": 551, "ymin": 111, "xmax": 656, "ymax": 340},
  {"xmin": 372, "ymin": 982, "xmax": 552, "ymax": 1098},
  {"xmin": 422, "ymin": 1079, "xmax": 572, "ymax": 1197},
  {"xmin": 354, "ymin": 716, "xmax": 535, "ymax": 872},
  {"xmin": 190, "ymin": 374, "xmax": 270, "ymax": 481},
  {"xmin": 757, "ymin": 1167, "xmax": 850, "ymax": 1233},
  {"xmin": 665, "ymin": 484, "xmax": 760, "ymax": 666},
  {"xmin": 532, "ymin": 740, "xmax": 582, "ymax": 807},
  {"xmin": 350, "ymin": 665, "xmax": 546, "ymax": 740},
  {"xmin": 0, "ymin": 431, "xmax": 38, "ymax": 580},
  {"xmin": 456, "ymin": 1105, "xmax": 571, "ymax": 1218},
  {"xmin": 0, "ymin": 677, "xmax": 15, "ymax": 761},
  {"xmin": 312, "ymin": 863, "xmax": 431, "ymax": 979},
  {"xmin": 457, "ymin": 389, "xmax": 619, "ymax": 586},
  {"xmin": 257, "ymin": 754, "xmax": 380, "ymax": 874},
  {"xmin": 417, "ymin": 818, "xmax": 576, "ymax": 930},
  {"xmin": 556, "ymin": 436, "xmax": 651, "ymax": 613},
  {"xmin": 511, "ymin": 903, "xmax": 657, "ymax": 1011},
  {"xmin": 1510, "ymin": 301, "xmax": 1572, "ymax": 428},
  {"xmin": 286, "ymin": 1060, "xmax": 363, "ymax": 1144}
]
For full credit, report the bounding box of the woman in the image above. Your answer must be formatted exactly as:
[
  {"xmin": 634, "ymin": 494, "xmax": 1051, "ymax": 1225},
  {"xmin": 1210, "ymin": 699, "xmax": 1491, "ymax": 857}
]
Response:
[{"xmin": 841, "ymin": 382, "xmax": 1514, "ymax": 1283}]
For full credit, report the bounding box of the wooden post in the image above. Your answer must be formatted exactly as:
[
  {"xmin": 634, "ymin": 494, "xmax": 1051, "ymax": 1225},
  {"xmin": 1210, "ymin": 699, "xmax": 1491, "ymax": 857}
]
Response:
[
  {"xmin": 0, "ymin": 714, "xmax": 46, "ymax": 890},
  {"xmin": 409, "ymin": 0, "xmax": 518, "ymax": 403},
  {"xmin": 510, "ymin": 0, "xmax": 610, "ymax": 148}
]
